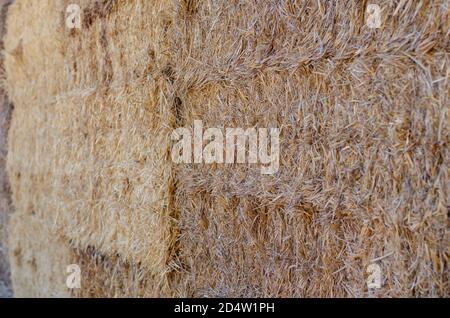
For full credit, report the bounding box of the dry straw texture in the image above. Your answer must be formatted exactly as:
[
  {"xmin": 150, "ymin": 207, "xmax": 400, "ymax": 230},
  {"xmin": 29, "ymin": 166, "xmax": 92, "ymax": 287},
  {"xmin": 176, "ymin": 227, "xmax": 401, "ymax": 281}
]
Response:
[
  {"xmin": 171, "ymin": 0, "xmax": 449, "ymax": 297},
  {"xmin": 3, "ymin": 0, "xmax": 450, "ymax": 297},
  {"xmin": 5, "ymin": 0, "xmax": 177, "ymax": 296},
  {"xmin": 0, "ymin": 0, "xmax": 13, "ymax": 297},
  {"xmin": 8, "ymin": 213, "xmax": 72, "ymax": 297}
]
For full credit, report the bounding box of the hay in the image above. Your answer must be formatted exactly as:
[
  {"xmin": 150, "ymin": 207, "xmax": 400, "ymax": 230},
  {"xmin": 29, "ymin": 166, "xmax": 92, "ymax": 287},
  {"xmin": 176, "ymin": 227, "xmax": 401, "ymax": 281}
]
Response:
[
  {"xmin": 71, "ymin": 245, "xmax": 169, "ymax": 298},
  {"xmin": 3, "ymin": 0, "xmax": 449, "ymax": 297},
  {"xmin": 170, "ymin": 0, "xmax": 449, "ymax": 297},
  {"xmin": 53, "ymin": 0, "xmax": 178, "ymax": 284},
  {"xmin": 8, "ymin": 213, "xmax": 72, "ymax": 297},
  {"xmin": 5, "ymin": 0, "xmax": 178, "ymax": 296}
]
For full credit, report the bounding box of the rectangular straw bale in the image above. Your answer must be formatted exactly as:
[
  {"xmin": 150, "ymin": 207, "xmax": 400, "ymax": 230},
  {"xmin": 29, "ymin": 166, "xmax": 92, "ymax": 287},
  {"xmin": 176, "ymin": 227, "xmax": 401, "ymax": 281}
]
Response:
[
  {"xmin": 71, "ymin": 245, "xmax": 173, "ymax": 298},
  {"xmin": 8, "ymin": 213, "xmax": 73, "ymax": 297},
  {"xmin": 51, "ymin": 82, "xmax": 175, "ymax": 276},
  {"xmin": 3, "ymin": 0, "xmax": 448, "ymax": 298},
  {"xmin": 171, "ymin": 0, "xmax": 449, "ymax": 297},
  {"xmin": 5, "ymin": 0, "xmax": 178, "ymax": 287},
  {"xmin": 53, "ymin": 0, "xmax": 177, "ymax": 275}
]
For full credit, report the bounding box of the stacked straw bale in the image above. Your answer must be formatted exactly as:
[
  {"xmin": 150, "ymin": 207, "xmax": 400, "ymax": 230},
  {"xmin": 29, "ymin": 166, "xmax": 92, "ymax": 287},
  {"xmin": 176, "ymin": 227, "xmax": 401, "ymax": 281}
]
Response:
[
  {"xmin": 7, "ymin": 214, "xmax": 72, "ymax": 297},
  {"xmin": 3, "ymin": 0, "xmax": 76, "ymax": 297},
  {"xmin": 170, "ymin": 0, "xmax": 449, "ymax": 297},
  {"xmin": 3, "ymin": 0, "xmax": 449, "ymax": 297},
  {"xmin": 5, "ymin": 0, "xmax": 177, "ymax": 297}
]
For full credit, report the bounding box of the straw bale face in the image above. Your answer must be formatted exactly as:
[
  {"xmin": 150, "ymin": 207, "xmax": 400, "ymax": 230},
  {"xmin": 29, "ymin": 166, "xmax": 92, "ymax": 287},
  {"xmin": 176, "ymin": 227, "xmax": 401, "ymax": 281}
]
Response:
[
  {"xmin": 3, "ymin": 0, "xmax": 449, "ymax": 297},
  {"xmin": 171, "ymin": 0, "xmax": 449, "ymax": 297},
  {"xmin": 49, "ymin": 81, "xmax": 174, "ymax": 275},
  {"xmin": 5, "ymin": 0, "xmax": 177, "ymax": 291},
  {"xmin": 8, "ymin": 213, "xmax": 73, "ymax": 297},
  {"xmin": 71, "ymin": 245, "xmax": 170, "ymax": 298}
]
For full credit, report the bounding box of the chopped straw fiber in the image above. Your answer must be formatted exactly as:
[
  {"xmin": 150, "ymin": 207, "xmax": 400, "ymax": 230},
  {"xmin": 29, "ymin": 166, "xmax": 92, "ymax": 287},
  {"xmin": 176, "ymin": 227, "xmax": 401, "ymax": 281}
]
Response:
[
  {"xmin": 5, "ymin": 0, "xmax": 177, "ymax": 296},
  {"xmin": 8, "ymin": 213, "xmax": 72, "ymax": 297},
  {"xmin": 3, "ymin": 0, "xmax": 449, "ymax": 297},
  {"xmin": 170, "ymin": 0, "xmax": 449, "ymax": 297},
  {"xmin": 70, "ymin": 245, "xmax": 165, "ymax": 298}
]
